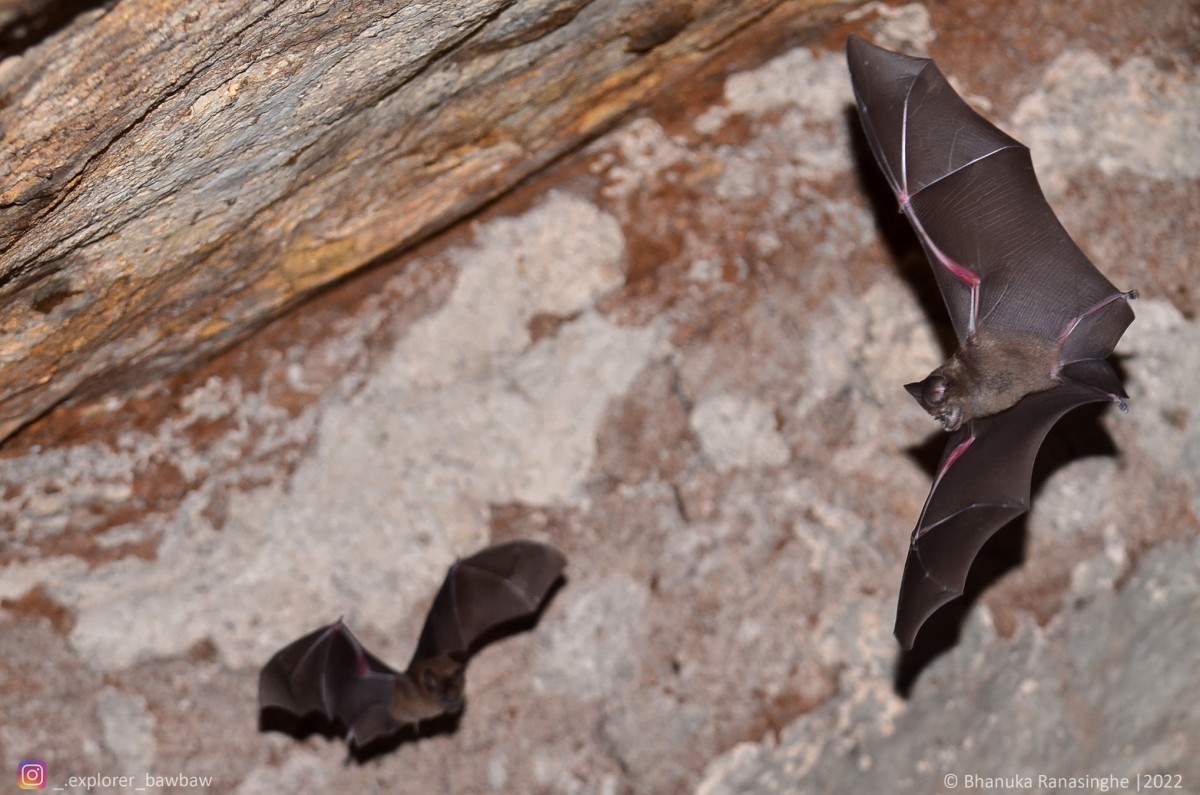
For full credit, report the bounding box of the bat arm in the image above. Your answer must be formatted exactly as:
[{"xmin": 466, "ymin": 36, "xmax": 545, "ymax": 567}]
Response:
[
  {"xmin": 900, "ymin": 195, "xmax": 981, "ymax": 335},
  {"xmin": 309, "ymin": 622, "xmax": 348, "ymax": 712},
  {"xmin": 906, "ymin": 498, "xmax": 1027, "ymax": 580},
  {"xmin": 1061, "ymin": 358, "xmax": 1133, "ymax": 412},
  {"xmin": 913, "ymin": 432, "xmax": 976, "ymax": 541},
  {"xmin": 891, "ymin": 71, "xmax": 1024, "ymax": 198},
  {"xmin": 319, "ymin": 618, "xmax": 374, "ymax": 682},
  {"xmin": 900, "ymin": 94, "xmax": 911, "ymax": 193},
  {"xmin": 1082, "ymin": 374, "xmax": 1130, "ymax": 413},
  {"xmin": 893, "ymin": 93, "xmax": 1026, "ymax": 341},
  {"xmin": 1056, "ymin": 289, "xmax": 1140, "ymax": 350}
]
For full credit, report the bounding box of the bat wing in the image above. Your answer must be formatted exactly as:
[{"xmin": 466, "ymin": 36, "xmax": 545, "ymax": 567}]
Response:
[
  {"xmin": 895, "ymin": 360, "xmax": 1126, "ymax": 648},
  {"xmin": 846, "ymin": 35, "xmax": 1134, "ymax": 361},
  {"xmin": 409, "ymin": 540, "xmax": 567, "ymax": 666},
  {"xmin": 258, "ymin": 619, "xmax": 401, "ymax": 744}
]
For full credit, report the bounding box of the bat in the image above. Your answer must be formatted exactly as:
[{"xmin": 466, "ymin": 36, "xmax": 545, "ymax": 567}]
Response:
[
  {"xmin": 258, "ymin": 540, "xmax": 567, "ymax": 746},
  {"xmin": 845, "ymin": 36, "xmax": 1137, "ymax": 649}
]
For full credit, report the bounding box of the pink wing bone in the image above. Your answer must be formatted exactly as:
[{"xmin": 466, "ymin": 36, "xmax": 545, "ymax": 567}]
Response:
[
  {"xmin": 1054, "ymin": 288, "xmax": 1140, "ymax": 409},
  {"xmin": 898, "ymin": 193, "xmax": 982, "ymax": 333},
  {"xmin": 897, "ymin": 108, "xmax": 984, "ymax": 335},
  {"xmin": 912, "ymin": 432, "xmax": 975, "ymax": 542},
  {"xmin": 1055, "ymin": 289, "xmax": 1141, "ymax": 351}
]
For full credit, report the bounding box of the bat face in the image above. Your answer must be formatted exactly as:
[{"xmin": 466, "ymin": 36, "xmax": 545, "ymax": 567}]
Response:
[
  {"xmin": 907, "ymin": 329, "xmax": 1064, "ymax": 431},
  {"xmin": 258, "ymin": 540, "xmax": 567, "ymax": 748},
  {"xmin": 846, "ymin": 36, "xmax": 1136, "ymax": 649},
  {"xmin": 905, "ymin": 374, "xmax": 959, "ymax": 430},
  {"xmin": 410, "ymin": 655, "xmax": 466, "ymax": 714}
]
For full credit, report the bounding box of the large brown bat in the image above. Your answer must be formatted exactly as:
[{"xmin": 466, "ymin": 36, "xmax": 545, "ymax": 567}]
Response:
[
  {"xmin": 258, "ymin": 540, "xmax": 567, "ymax": 746},
  {"xmin": 846, "ymin": 36, "xmax": 1137, "ymax": 649}
]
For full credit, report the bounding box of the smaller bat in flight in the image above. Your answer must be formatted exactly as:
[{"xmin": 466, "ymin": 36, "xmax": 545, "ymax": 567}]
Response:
[
  {"xmin": 258, "ymin": 540, "xmax": 567, "ymax": 747},
  {"xmin": 846, "ymin": 36, "xmax": 1137, "ymax": 649}
]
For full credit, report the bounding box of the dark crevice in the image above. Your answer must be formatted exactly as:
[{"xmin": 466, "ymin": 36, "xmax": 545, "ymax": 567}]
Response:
[{"xmin": 0, "ymin": 0, "xmax": 116, "ymax": 60}]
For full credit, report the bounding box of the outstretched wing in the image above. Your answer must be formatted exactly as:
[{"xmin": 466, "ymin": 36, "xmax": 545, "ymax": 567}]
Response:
[
  {"xmin": 409, "ymin": 540, "xmax": 567, "ymax": 666},
  {"xmin": 894, "ymin": 361, "xmax": 1125, "ymax": 648},
  {"xmin": 258, "ymin": 619, "xmax": 399, "ymax": 739},
  {"xmin": 846, "ymin": 35, "xmax": 1133, "ymax": 362}
]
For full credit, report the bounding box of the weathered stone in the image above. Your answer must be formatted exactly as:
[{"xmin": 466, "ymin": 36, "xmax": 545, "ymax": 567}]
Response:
[{"xmin": 695, "ymin": 540, "xmax": 1200, "ymax": 793}]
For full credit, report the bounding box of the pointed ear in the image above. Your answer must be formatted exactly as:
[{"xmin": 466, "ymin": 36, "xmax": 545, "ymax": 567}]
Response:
[{"xmin": 904, "ymin": 382, "xmax": 924, "ymax": 401}]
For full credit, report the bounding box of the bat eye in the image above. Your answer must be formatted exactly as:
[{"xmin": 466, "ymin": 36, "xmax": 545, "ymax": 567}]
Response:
[{"xmin": 922, "ymin": 375, "xmax": 949, "ymax": 406}]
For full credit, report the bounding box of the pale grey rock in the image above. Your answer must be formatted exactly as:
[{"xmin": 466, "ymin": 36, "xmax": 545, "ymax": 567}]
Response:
[
  {"xmin": 536, "ymin": 576, "xmax": 651, "ymax": 702},
  {"xmin": 1014, "ymin": 51, "xmax": 1200, "ymax": 183},
  {"xmin": 96, "ymin": 687, "xmax": 156, "ymax": 777},
  {"xmin": 696, "ymin": 540, "xmax": 1200, "ymax": 793},
  {"xmin": 691, "ymin": 393, "xmax": 790, "ymax": 472},
  {"xmin": 233, "ymin": 751, "xmax": 338, "ymax": 795},
  {"xmin": 845, "ymin": 2, "xmax": 935, "ymax": 54},
  {"xmin": 722, "ymin": 47, "xmax": 850, "ymax": 121},
  {"xmin": 1119, "ymin": 299, "xmax": 1200, "ymax": 482}
]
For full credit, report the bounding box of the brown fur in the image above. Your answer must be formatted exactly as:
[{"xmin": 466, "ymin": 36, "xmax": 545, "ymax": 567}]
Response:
[
  {"xmin": 390, "ymin": 654, "xmax": 465, "ymax": 723},
  {"xmin": 908, "ymin": 330, "xmax": 1061, "ymax": 430}
]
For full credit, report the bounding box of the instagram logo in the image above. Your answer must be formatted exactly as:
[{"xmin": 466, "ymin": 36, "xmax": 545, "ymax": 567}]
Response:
[{"xmin": 18, "ymin": 760, "xmax": 46, "ymax": 790}]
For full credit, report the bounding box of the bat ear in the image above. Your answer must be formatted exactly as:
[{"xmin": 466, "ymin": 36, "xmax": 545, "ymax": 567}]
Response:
[{"xmin": 904, "ymin": 381, "xmax": 925, "ymax": 402}]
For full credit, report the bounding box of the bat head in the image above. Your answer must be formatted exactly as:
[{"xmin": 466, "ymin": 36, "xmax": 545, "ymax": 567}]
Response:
[
  {"xmin": 905, "ymin": 373, "xmax": 964, "ymax": 431},
  {"xmin": 413, "ymin": 655, "xmax": 466, "ymax": 714}
]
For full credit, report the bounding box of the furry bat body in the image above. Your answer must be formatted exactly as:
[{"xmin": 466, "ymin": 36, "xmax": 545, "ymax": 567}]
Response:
[
  {"xmin": 846, "ymin": 36, "xmax": 1137, "ymax": 649},
  {"xmin": 258, "ymin": 540, "xmax": 567, "ymax": 746}
]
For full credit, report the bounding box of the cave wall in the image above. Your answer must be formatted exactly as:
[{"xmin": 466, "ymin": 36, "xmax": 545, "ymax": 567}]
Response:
[{"xmin": 1, "ymin": 1, "xmax": 1197, "ymax": 793}]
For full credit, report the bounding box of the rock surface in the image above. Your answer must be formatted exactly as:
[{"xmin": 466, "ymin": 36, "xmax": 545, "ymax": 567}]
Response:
[
  {"xmin": 1, "ymin": 1, "xmax": 1197, "ymax": 794},
  {"xmin": 0, "ymin": 0, "xmax": 848, "ymax": 442}
]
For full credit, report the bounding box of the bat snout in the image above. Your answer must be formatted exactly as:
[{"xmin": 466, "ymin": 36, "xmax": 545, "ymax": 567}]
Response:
[{"xmin": 935, "ymin": 407, "xmax": 964, "ymax": 432}]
